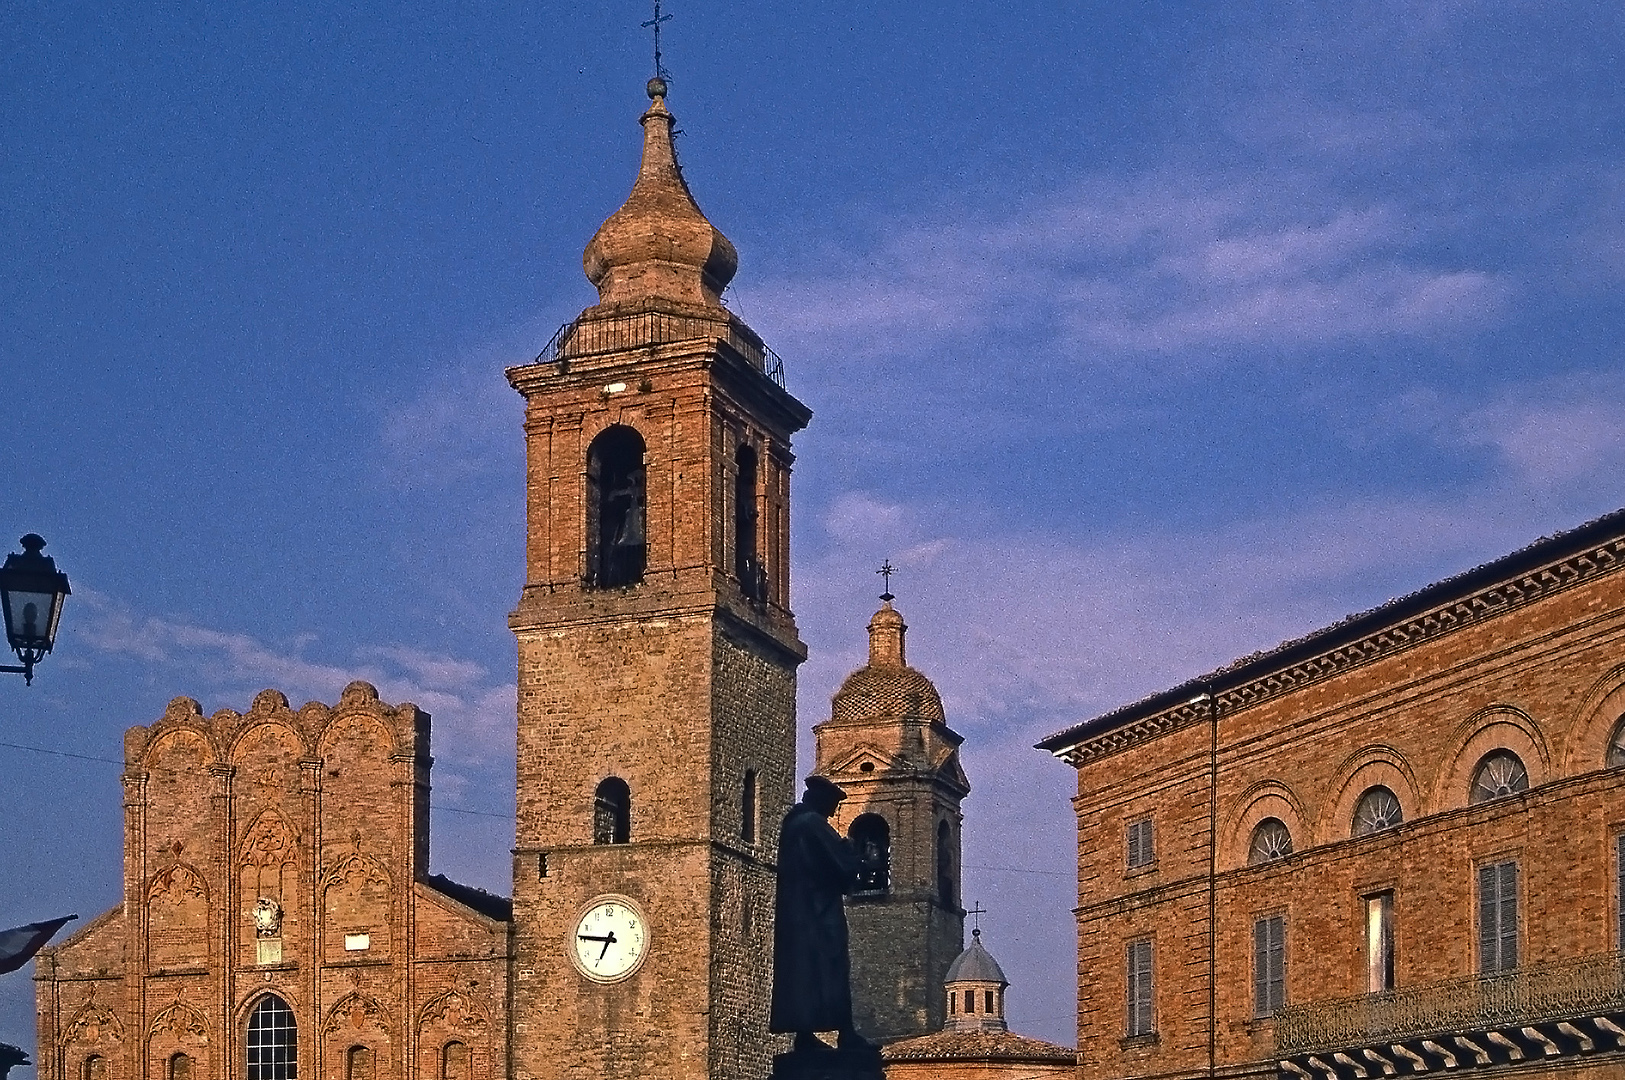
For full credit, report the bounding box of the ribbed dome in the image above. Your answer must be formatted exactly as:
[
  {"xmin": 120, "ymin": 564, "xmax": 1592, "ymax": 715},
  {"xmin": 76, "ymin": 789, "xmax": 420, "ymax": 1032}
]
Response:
[
  {"xmin": 946, "ymin": 930, "xmax": 1009, "ymax": 986},
  {"xmin": 830, "ymin": 600, "xmax": 946, "ymax": 723},
  {"xmin": 582, "ymin": 85, "xmax": 738, "ymax": 309}
]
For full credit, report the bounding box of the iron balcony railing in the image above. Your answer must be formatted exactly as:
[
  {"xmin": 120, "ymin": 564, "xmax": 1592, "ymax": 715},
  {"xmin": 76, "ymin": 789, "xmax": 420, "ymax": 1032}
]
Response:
[
  {"xmin": 1276, "ymin": 951, "xmax": 1625, "ymax": 1054},
  {"xmin": 532, "ymin": 308, "xmax": 786, "ymax": 390}
]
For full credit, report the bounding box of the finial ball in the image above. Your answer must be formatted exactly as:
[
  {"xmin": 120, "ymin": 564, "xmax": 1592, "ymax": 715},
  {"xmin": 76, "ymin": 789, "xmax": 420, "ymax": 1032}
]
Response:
[{"xmin": 646, "ymin": 76, "xmax": 668, "ymax": 100}]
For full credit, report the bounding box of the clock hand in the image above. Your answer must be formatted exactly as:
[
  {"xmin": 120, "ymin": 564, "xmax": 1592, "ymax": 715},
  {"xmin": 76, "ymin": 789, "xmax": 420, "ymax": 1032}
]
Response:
[{"xmin": 598, "ymin": 929, "xmax": 617, "ymax": 961}]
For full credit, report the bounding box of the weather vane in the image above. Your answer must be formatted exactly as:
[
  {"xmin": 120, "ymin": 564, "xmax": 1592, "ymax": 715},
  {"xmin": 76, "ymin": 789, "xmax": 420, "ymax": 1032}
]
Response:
[
  {"xmin": 643, "ymin": 0, "xmax": 672, "ymax": 82},
  {"xmin": 967, "ymin": 901, "xmax": 987, "ymax": 934},
  {"xmin": 876, "ymin": 560, "xmax": 896, "ymax": 602}
]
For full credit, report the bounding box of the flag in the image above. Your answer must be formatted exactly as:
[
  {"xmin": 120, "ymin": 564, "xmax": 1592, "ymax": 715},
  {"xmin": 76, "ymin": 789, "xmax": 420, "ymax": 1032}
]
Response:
[{"xmin": 0, "ymin": 915, "xmax": 76, "ymax": 975}]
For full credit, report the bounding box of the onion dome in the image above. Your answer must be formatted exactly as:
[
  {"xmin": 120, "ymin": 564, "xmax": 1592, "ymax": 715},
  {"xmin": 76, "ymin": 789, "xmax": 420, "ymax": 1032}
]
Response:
[
  {"xmin": 582, "ymin": 81, "xmax": 738, "ymax": 309},
  {"xmin": 829, "ymin": 601, "xmax": 946, "ymax": 724}
]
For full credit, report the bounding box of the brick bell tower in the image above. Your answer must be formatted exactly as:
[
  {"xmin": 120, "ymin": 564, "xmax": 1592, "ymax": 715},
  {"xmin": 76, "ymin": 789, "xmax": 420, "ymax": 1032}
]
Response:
[
  {"xmin": 814, "ymin": 595, "xmax": 970, "ymax": 1042},
  {"xmin": 505, "ymin": 78, "xmax": 811, "ymax": 1080}
]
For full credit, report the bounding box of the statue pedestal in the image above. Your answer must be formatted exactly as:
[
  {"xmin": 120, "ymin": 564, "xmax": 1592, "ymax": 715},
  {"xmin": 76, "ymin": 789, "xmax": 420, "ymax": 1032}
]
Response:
[{"xmin": 770, "ymin": 1046, "xmax": 884, "ymax": 1080}]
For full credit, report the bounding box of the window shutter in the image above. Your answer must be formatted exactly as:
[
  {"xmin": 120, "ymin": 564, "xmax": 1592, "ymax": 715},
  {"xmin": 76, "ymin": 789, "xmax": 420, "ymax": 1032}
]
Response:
[
  {"xmin": 1618, "ymin": 834, "xmax": 1625, "ymax": 950},
  {"xmin": 1253, "ymin": 919, "xmax": 1268, "ymax": 1015},
  {"xmin": 1477, "ymin": 863, "xmax": 1498, "ymax": 973},
  {"xmin": 1127, "ymin": 819, "xmax": 1153, "ymax": 868},
  {"xmin": 1498, "ymin": 861, "xmax": 1518, "ymax": 971},
  {"xmin": 1269, "ymin": 917, "xmax": 1285, "ymax": 1011},
  {"xmin": 1126, "ymin": 940, "xmax": 1153, "ymax": 1036},
  {"xmin": 1253, "ymin": 915, "xmax": 1285, "ymax": 1016}
]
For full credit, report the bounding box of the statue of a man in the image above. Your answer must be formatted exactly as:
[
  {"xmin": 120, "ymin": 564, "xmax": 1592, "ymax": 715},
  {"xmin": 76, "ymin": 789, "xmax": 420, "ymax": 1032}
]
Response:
[{"xmin": 770, "ymin": 775, "xmax": 873, "ymax": 1053}]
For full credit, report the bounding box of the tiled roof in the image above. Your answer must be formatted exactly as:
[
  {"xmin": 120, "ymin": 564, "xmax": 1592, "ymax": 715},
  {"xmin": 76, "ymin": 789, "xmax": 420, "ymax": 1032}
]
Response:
[{"xmin": 882, "ymin": 1030, "xmax": 1074, "ymax": 1063}]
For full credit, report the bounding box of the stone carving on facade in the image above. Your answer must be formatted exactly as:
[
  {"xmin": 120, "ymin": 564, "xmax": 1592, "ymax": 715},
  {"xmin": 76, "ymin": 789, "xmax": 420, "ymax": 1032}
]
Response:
[
  {"xmin": 240, "ymin": 813, "xmax": 299, "ymax": 869},
  {"xmin": 322, "ymin": 992, "xmax": 389, "ymax": 1036},
  {"xmin": 251, "ymin": 897, "xmax": 283, "ymax": 938},
  {"xmin": 419, "ymin": 988, "xmax": 489, "ymax": 1035},
  {"xmin": 148, "ymin": 864, "xmax": 207, "ymax": 905},
  {"xmin": 150, "ymin": 1003, "xmax": 208, "ymax": 1041},
  {"xmin": 323, "ymin": 850, "xmax": 389, "ymax": 890},
  {"xmin": 63, "ymin": 1003, "xmax": 123, "ymax": 1046}
]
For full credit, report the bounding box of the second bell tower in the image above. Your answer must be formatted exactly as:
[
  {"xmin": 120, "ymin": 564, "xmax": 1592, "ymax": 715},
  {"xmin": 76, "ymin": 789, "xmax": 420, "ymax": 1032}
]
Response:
[{"xmin": 506, "ymin": 79, "xmax": 811, "ymax": 1080}]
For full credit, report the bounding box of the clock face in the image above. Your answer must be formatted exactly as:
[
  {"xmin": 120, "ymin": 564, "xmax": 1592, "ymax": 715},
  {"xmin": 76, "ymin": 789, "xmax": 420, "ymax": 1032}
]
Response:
[{"xmin": 570, "ymin": 895, "xmax": 648, "ymax": 983}]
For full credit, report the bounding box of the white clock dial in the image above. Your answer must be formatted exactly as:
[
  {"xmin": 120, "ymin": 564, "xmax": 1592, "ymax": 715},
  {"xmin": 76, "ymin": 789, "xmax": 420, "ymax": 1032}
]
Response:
[{"xmin": 570, "ymin": 895, "xmax": 648, "ymax": 983}]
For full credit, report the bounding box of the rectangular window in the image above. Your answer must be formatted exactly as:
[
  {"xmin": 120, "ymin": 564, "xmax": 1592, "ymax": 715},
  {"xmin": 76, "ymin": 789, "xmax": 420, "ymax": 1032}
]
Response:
[
  {"xmin": 1253, "ymin": 914, "xmax": 1286, "ymax": 1017},
  {"xmin": 1364, "ymin": 892, "xmax": 1394, "ymax": 993},
  {"xmin": 1478, "ymin": 860, "xmax": 1519, "ymax": 974},
  {"xmin": 1618, "ymin": 834, "xmax": 1625, "ymax": 951},
  {"xmin": 1126, "ymin": 817, "xmax": 1155, "ymax": 869},
  {"xmin": 1126, "ymin": 938, "xmax": 1154, "ymax": 1037},
  {"xmin": 965, "ymin": 989, "xmax": 975, "ymax": 1014}
]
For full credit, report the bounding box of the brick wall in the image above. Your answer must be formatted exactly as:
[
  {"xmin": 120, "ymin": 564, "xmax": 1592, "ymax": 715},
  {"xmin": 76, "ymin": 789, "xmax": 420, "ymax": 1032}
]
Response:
[
  {"xmin": 35, "ymin": 683, "xmax": 512, "ymax": 1080},
  {"xmin": 1059, "ymin": 524, "xmax": 1625, "ymax": 1079}
]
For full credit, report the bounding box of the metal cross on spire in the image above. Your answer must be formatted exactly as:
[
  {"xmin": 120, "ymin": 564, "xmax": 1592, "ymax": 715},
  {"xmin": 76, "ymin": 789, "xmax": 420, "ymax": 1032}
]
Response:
[
  {"xmin": 642, "ymin": 0, "xmax": 672, "ymax": 81},
  {"xmin": 967, "ymin": 900, "xmax": 987, "ymax": 934},
  {"xmin": 876, "ymin": 560, "xmax": 896, "ymax": 602}
]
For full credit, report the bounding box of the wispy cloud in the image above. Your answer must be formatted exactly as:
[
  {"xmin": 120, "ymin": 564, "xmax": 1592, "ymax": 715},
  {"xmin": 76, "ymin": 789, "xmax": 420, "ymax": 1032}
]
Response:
[
  {"xmin": 739, "ymin": 179, "xmax": 1510, "ymax": 363},
  {"xmin": 73, "ymin": 590, "xmax": 516, "ymax": 770}
]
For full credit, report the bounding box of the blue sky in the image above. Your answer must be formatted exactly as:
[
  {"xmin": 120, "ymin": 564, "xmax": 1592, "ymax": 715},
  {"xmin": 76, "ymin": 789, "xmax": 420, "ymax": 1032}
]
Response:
[{"xmin": 3, "ymin": 0, "xmax": 1624, "ymax": 1057}]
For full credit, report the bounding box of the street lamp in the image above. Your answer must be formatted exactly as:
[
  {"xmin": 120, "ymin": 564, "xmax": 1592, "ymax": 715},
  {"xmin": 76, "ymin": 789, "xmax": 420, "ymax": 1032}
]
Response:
[{"xmin": 0, "ymin": 535, "xmax": 70, "ymax": 685}]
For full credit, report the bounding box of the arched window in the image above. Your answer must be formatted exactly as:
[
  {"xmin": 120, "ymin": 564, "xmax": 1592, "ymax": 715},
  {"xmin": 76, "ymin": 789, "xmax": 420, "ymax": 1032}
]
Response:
[
  {"xmin": 246, "ymin": 993, "xmax": 297, "ymax": 1080},
  {"xmin": 741, "ymin": 769, "xmax": 757, "ymax": 844},
  {"xmin": 1470, "ymin": 751, "xmax": 1528, "ymax": 803},
  {"xmin": 82, "ymin": 1055, "xmax": 106, "ymax": 1080},
  {"xmin": 586, "ymin": 426, "xmax": 646, "ymax": 589},
  {"xmin": 734, "ymin": 444, "xmax": 762, "ymax": 600},
  {"xmin": 593, "ymin": 777, "xmax": 631, "ymax": 844},
  {"xmin": 442, "ymin": 1041, "xmax": 469, "ymax": 1080},
  {"xmin": 849, "ymin": 814, "xmax": 890, "ymax": 893},
  {"xmin": 1608, "ymin": 714, "xmax": 1625, "ymax": 768},
  {"xmin": 169, "ymin": 1053, "xmax": 194, "ymax": 1080},
  {"xmin": 345, "ymin": 1045, "xmax": 374, "ymax": 1080},
  {"xmin": 936, "ymin": 820, "xmax": 955, "ymax": 906},
  {"xmin": 1247, "ymin": 818, "xmax": 1293, "ymax": 864},
  {"xmin": 1352, "ymin": 786, "xmax": 1403, "ymax": 836}
]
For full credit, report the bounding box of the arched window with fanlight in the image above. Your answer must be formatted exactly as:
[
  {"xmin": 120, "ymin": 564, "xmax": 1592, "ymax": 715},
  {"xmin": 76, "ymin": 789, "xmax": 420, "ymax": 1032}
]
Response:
[
  {"xmin": 849, "ymin": 814, "xmax": 890, "ymax": 894},
  {"xmin": 734, "ymin": 444, "xmax": 763, "ymax": 600},
  {"xmin": 246, "ymin": 993, "xmax": 297, "ymax": 1080},
  {"xmin": 593, "ymin": 777, "xmax": 631, "ymax": 844},
  {"xmin": 82, "ymin": 1055, "xmax": 105, "ymax": 1080},
  {"xmin": 586, "ymin": 425, "xmax": 647, "ymax": 589},
  {"xmin": 1608, "ymin": 714, "xmax": 1625, "ymax": 768},
  {"xmin": 1248, "ymin": 818, "xmax": 1293, "ymax": 865},
  {"xmin": 1470, "ymin": 750, "xmax": 1528, "ymax": 803},
  {"xmin": 1352, "ymin": 786, "xmax": 1403, "ymax": 836}
]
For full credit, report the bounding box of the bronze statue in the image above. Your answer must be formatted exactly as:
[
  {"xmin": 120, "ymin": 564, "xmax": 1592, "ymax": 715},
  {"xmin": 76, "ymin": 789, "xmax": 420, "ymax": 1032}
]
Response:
[{"xmin": 770, "ymin": 775, "xmax": 874, "ymax": 1053}]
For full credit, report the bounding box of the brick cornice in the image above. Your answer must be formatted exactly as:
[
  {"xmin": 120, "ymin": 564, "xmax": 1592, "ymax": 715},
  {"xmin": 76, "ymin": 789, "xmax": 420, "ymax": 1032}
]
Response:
[{"xmin": 1040, "ymin": 510, "xmax": 1625, "ymax": 766}]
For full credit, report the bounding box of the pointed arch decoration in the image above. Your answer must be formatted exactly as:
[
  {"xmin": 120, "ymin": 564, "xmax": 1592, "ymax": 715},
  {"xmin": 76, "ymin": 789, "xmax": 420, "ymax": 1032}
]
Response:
[
  {"xmin": 321, "ymin": 992, "xmax": 391, "ymax": 1037},
  {"xmin": 147, "ymin": 865, "xmax": 209, "ymax": 969},
  {"xmin": 63, "ymin": 1002, "xmax": 124, "ymax": 1046}
]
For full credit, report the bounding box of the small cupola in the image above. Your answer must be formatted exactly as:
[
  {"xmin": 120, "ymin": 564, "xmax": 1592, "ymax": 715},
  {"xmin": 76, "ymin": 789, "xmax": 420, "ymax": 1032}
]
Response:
[
  {"xmin": 944, "ymin": 928, "xmax": 1010, "ymax": 1033},
  {"xmin": 582, "ymin": 79, "xmax": 739, "ymax": 310},
  {"xmin": 868, "ymin": 601, "xmax": 907, "ymax": 667}
]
